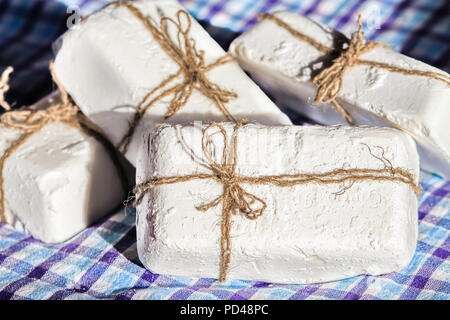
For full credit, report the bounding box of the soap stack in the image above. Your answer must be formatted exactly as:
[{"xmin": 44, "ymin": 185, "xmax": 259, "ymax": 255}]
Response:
[{"xmin": 2, "ymin": 0, "xmax": 449, "ymax": 284}]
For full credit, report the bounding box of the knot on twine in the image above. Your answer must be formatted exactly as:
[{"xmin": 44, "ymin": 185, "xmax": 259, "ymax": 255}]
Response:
[
  {"xmin": 312, "ymin": 14, "xmax": 383, "ymax": 124},
  {"xmin": 114, "ymin": 2, "xmax": 237, "ymax": 153},
  {"xmin": 132, "ymin": 120, "xmax": 421, "ymax": 282},
  {"xmin": 157, "ymin": 10, "xmax": 237, "ymax": 119},
  {"xmin": 195, "ymin": 121, "xmax": 266, "ymax": 221}
]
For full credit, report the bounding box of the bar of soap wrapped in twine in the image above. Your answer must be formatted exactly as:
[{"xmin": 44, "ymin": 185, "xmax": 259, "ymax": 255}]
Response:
[
  {"xmin": 0, "ymin": 64, "xmax": 129, "ymax": 224},
  {"xmin": 133, "ymin": 120, "xmax": 422, "ymax": 282},
  {"xmin": 108, "ymin": 1, "xmax": 237, "ymax": 153},
  {"xmin": 258, "ymin": 13, "xmax": 450, "ymax": 124}
]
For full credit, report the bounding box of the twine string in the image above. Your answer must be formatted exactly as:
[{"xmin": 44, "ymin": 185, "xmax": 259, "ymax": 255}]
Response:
[
  {"xmin": 133, "ymin": 121, "xmax": 421, "ymax": 281},
  {"xmin": 258, "ymin": 13, "xmax": 450, "ymax": 124},
  {"xmin": 113, "ymin": 2, "xmax": 237, "ymax": 153}
]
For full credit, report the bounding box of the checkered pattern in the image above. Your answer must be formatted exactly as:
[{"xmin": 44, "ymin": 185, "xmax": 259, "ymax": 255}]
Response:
[{"xmin": 0, "ymin": 0, "xmax": 449, "ymax": 300}]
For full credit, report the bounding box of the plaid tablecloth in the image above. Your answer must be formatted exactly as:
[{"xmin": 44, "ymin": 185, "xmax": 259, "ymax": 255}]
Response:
[{"xmin": 0, "ymin": 0, "xmax": 449, "ymax": 300}]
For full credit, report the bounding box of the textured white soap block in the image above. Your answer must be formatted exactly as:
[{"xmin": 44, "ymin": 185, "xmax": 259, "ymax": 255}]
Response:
[
  {"xmin": 229, "ymin": 11, "xmax": 450, "ymax": 180},
  {"xmin": 0, "ymin": 93, "xmax": 125, "ymax": 243},
  {"xmin": 53, "ymin": 0, "xmax": 291, "ymax": 166},
  {"xmin": 136, "ymin": 122, "xmax": 420, "ymax": 284}
]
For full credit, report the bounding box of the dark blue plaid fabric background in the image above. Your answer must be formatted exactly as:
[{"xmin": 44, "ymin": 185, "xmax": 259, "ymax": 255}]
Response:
[{"xmin": 0, "ymin": 0, "xmax": 449, "ymax": 300}]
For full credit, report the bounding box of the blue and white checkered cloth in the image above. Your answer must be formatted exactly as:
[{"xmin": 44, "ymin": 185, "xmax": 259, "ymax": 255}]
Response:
[{"xmin": 0, "ymin": 0, "xmax": 449, "ymax": 300}]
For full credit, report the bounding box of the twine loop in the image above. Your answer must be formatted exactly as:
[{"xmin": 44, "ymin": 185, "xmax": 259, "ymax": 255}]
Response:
[{"xmin": 0, "ymin": 66, "xmax": 13, "ymax": 111}]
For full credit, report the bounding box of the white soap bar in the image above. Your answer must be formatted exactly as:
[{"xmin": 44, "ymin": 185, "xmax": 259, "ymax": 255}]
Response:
[
  {"xmin": 136, "ymin": 122, "xmax": 420, "ymax": 284},
  {"xmin": 53, "ymin": 0, "xmax": 291, "ymax": 166},
  {"xmin": 229, "ymin": 11, "xmax": 450, "ymax": 179},
  {"xmin": 0, "ymin": 93, "xmax": 126, "ymax": 243}
]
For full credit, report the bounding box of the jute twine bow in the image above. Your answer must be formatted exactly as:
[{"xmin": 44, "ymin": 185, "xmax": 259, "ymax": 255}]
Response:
[
  {"xmin": 258, "ymin": 13, "xmax": 450, "ymax": 124},
  {"xmin": 0, "ymin": 63, "xmax": 128, "ymax": 223},
  {"xmin": 111, "ymin": 2, "xmax": 237, "ymax": 153},
  {"xmin": 133, "ymin": 120, "xmax": 421, "ymax": 282}
]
